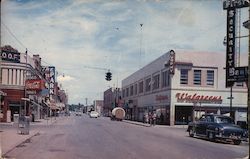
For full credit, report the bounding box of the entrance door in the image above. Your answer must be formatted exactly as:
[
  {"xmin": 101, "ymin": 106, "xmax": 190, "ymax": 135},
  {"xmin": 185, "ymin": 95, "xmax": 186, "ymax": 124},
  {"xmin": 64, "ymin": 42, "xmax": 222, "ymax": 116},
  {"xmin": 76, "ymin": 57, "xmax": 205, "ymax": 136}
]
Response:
[
  {"xmin": 9, "ymin": 102, "xmax": 21, "ymax": 121},
  {"xmin": 175, "ymin": 106, "xmax": 193, "ymax": 125}
]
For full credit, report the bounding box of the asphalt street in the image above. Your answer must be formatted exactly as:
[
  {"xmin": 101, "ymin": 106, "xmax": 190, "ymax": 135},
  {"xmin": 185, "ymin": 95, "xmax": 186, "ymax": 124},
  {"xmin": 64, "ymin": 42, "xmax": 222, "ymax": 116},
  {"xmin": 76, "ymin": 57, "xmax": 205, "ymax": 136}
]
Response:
[{"xmin": 4, "ymin": 114, "xmax": 249, "ymax": 159}]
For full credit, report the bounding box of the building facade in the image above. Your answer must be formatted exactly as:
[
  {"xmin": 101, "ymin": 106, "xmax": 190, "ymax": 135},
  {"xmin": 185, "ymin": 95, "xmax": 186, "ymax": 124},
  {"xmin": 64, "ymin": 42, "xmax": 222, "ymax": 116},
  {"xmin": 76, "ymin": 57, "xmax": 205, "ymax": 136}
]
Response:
[
  {"xmin": 121, "ymin": 50, "xmax": 247, "ymax": 125},
  {"xmin": 103, "ymin": 87, "xmax": 121, "ymax": 116},
  {"xmin": 0, "ymin": 45, "xmax": 68, "ymax": 122}
]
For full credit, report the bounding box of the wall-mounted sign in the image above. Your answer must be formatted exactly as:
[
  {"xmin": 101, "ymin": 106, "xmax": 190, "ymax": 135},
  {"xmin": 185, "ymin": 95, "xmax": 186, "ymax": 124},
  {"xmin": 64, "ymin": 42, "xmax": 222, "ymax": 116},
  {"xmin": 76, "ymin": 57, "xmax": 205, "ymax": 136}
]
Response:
[
  {"xmin": 223, "ymin": 0, "xmax": 249, "ymax": 10},
  {"xmin": 155, "ymin": 95, "xmax": 168, "ymax": 101},
  {"xmin": 1, "ymin": 45, "xmax": 20, "ymax": 63},
  {"xmin": 169, "ymin": 50, "xmax": 175, "ymax": 75},
  {"xmin": 225, "ymin": 8, "xmax": 236, "ymax": 87},
  {"xmin": 26, "ymin": 79, "xmax": 44, "ymax": 90},
  {"xmin": 175, "ymin": 93, "xmax": 222, "ymax": 104},
  {"xmin": 42, "ymin": 66, "xmax": 56, "ymax": 99}
]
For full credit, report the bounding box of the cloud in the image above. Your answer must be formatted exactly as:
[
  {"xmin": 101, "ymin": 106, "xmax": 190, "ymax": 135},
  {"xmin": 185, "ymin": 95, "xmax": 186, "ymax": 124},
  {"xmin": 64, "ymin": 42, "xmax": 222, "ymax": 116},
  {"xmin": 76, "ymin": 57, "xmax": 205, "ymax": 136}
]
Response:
[{"xmin": 1, "ymin": 0, "xmax": 249, "ymax": 104}]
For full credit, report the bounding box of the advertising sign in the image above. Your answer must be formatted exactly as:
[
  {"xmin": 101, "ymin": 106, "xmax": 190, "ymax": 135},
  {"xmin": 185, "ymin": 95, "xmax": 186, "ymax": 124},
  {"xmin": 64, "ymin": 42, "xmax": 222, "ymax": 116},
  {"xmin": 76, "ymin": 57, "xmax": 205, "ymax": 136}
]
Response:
[
  {"xmin": 42, "ymin": 66, "xmax": 56, "ymax": 98},
  {"xmin": 225, "ymin": 8, "xmax": 236, "ymax": 87},
  {"xmin": 25, "ymin": 79, "xmax": 44, "ymax": 90},
  {"xmin": 169, "ymin": 50, "xmax": 175, "ymax": 75},
  {"xmin": 223, "ymin": 0, "xmax": 249, "ymax": 9},
  {"xmin": 1, "ymin": 46, "xmax": 20, "ymax": 63}
]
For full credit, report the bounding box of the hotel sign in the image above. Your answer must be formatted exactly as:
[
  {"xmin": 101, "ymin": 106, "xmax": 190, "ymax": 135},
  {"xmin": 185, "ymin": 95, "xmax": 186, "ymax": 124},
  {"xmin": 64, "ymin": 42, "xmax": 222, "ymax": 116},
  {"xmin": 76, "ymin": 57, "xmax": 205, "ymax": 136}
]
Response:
[{"xmin": 223, "ymin": 0, "xmax": 249, "ymax": 9}]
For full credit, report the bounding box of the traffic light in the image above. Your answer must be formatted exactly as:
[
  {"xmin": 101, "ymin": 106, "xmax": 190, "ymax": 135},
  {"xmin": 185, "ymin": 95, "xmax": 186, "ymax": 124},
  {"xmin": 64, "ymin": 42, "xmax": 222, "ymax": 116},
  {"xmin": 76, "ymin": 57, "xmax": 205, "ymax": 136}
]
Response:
[{"xmin": 105, "ymin": 71, "xmax": 112, "ymax": 81}]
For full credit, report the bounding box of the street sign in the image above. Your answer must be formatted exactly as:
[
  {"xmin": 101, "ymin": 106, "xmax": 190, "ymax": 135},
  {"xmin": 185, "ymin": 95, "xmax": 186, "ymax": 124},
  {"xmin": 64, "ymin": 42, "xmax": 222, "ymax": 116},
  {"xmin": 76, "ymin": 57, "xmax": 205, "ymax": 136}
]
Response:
[{"xmin": 223, "ymin": 0, "xmax": 249, "ymax": 10}]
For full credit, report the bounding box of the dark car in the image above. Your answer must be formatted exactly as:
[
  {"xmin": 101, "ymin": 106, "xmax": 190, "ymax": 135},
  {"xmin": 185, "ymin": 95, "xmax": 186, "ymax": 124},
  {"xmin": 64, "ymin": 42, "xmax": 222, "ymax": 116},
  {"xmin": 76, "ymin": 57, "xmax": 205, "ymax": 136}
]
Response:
[{"xmin": 187, "ymin": 114, "xmax": 247, "ymax": 145}]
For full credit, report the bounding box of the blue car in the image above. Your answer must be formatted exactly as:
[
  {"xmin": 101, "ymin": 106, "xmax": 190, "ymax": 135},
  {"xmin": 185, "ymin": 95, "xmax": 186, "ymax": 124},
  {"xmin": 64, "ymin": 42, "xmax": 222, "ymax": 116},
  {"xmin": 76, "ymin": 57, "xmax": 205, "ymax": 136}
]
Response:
[{"xmin": 187, "ymin": 114, "xmax": 247, "ymax": 145}]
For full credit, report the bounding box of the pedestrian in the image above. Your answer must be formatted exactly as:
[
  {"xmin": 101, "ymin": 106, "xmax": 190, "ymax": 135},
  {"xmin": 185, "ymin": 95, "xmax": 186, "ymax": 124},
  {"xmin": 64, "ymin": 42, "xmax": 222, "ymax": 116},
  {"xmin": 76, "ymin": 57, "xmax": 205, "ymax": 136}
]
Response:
[
  {"xmin": 152, "ymin": 112, "xmax": 156, "ymax": 126},
  {"xmin": 148, "ymin": 112, "xmax": 153, "ymax": 126}
]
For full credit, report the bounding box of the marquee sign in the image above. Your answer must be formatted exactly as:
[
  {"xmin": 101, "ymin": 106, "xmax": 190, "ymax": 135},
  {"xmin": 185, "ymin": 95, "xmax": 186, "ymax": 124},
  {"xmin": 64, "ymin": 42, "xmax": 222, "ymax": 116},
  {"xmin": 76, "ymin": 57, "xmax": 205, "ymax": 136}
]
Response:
[{"xmin": 1, "ymin": 45, "xmax": 20, "ymax": 63}]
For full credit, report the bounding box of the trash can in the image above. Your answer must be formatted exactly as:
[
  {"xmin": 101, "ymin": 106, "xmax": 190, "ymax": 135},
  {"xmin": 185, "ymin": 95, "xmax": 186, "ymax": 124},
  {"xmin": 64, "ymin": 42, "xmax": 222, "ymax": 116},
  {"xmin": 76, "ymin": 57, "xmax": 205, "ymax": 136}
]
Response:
[{"xmin": 18, "ymin": 116, "xmax": 30, "ymax": 135}]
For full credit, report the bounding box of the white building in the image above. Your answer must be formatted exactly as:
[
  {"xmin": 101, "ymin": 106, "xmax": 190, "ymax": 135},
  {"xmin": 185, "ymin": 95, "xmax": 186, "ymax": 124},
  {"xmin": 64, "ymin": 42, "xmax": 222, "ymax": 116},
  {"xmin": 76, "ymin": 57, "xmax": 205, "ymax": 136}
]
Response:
[{"xmin": 121, "ymin": 50, "xmax": 247, "ymax": 125}]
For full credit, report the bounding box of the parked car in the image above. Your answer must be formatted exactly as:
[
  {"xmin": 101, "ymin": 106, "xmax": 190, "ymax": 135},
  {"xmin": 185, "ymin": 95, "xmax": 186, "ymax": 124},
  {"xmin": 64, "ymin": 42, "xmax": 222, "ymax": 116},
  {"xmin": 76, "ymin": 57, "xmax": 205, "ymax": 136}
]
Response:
[
  {"xmin": 187, "ymin": 114, "xmax": 247, "ymax": 145},
  {"xmin": 89, "ymin": 111, "xmax": 99, "ymax": 118}
]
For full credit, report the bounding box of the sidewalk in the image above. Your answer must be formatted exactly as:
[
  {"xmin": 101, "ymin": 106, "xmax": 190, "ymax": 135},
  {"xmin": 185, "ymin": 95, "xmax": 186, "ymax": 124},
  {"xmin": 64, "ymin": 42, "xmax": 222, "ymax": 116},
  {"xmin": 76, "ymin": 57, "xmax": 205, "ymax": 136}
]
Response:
[{"xmin": 0, "ymin": 117, "xmax": 59, "ymax": 157}]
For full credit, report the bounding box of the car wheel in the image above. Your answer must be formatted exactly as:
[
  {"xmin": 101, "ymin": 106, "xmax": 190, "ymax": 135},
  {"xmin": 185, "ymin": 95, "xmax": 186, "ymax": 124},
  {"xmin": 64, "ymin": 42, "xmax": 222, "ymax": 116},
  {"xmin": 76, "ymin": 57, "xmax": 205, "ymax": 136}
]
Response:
[
  {"xmin": 233, "ymin": 140, "xmax": 241, "ymax": 145},
  {"xmin": 208, "ymin": 131, "xmax": 215, "ymax": 141},
  {"xmin": 189, "ymin": 128, "xmax": 194, "ymax": 137}
]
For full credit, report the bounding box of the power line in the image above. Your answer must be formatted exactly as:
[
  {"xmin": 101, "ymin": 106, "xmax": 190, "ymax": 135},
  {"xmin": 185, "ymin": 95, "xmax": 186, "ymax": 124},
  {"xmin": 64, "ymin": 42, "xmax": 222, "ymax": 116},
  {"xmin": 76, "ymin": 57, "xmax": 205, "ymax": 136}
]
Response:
[{"xmin": 1, "ymin": 21, "xmax": 27, "ymax": 49}]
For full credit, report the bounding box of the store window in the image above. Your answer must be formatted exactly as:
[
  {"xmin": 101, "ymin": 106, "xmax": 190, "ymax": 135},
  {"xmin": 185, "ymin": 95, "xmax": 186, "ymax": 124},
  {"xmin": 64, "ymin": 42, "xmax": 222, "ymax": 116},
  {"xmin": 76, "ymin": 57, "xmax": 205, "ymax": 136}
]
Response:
[
  {"xmin": 139, "ymin": 81, "xmax": 143, "ymax": 93},
  {"xmin": 193, "ymin": 70, "xmax": 201, "ymax": 85},
  {"xmin": 180, "ymin": 69, "xmax": 188, "ymax": 84},
  {"xmin": 162, "ymin": 70, "xmax": 169, "ymax": 87},
  {"xmin": 152, "ymin": 74, "xmax": 160, "ymax": 90},
  {"xmin": 206, "ymin": 70, "xmax": 214, "ymax": 86},
  {"xmin": 145, "ymin": 78, "xmax": 151, "ymax": 92}
]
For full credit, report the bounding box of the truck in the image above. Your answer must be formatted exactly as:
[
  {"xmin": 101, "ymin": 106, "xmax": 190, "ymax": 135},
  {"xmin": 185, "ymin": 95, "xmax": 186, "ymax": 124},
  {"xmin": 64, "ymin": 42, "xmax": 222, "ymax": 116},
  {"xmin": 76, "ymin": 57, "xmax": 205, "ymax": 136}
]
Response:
[{"xmin": 110, "ymin": 107, "xmax": 125, "ymax": 121}]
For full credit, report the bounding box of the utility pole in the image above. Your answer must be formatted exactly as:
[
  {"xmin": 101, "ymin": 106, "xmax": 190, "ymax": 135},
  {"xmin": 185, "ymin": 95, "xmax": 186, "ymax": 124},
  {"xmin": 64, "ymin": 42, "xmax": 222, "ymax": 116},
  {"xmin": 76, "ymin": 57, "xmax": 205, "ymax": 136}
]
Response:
[{"xmin": 24, "ymin": 48, "xmax": 28, "ymax": 116}]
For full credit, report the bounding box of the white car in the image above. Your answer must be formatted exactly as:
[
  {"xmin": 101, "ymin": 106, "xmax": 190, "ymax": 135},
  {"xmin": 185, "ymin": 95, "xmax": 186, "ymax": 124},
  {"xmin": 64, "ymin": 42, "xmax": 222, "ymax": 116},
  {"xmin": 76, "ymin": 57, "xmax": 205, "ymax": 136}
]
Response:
[{"xmin": 89, "ymin": 111, "xmax": 99, "ymax": 118}]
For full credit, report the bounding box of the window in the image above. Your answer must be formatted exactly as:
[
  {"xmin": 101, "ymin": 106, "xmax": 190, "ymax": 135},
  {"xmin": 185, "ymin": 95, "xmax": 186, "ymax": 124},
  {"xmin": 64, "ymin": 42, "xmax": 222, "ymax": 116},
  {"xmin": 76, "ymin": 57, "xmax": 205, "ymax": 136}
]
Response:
[
  {"xmin": 180, "ymin": 69, "xmax": 188, "ymax": 84},
  {"xmin": 122, "ymin": 89, "xmax": 125, "ymax": 98},
  {"xmin": 145, "ymin": 78, "xmax": 151, "ymax": 92},
  {"xmin": 152, "ymin": 74, "xmax": 160, "ymax": 90},
  {"xmin": 134, "ymin": 83, "xmax": 138, "ymax": 95},
  {"xmin": 162, "ymin": 70, "xmax": 169, "ymax": 87},
  {"xmin": 139, "ymin": 81, "xmax": 143, "ymax": 93},
  {"xmin": 206, "ymin": 70, "xmax": 214, "ymax": 86},
  {"xmin": 130, "ymin": 85, "xmax": 134, "ymax": 96},
  {"xmin": 193, "ymin": 70, "xmax": 201, "ymax": 85},
  {"xmin": 126, "ymin": 88, "xmax": 129, "ymax": 97}
]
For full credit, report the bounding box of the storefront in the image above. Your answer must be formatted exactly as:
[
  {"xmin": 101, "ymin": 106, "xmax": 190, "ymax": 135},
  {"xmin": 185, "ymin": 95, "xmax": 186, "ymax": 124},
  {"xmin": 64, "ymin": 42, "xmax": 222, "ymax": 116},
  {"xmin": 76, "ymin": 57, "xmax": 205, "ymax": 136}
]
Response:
[{"xmin": 121, "ymin": 50, "xmax": 248, "ymax": 125}]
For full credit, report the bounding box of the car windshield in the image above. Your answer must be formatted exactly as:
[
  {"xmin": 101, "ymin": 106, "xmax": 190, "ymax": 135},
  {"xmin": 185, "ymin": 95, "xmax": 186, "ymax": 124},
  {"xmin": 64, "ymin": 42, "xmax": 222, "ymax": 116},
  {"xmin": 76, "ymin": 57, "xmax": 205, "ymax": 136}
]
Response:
[{"xmin": 215, "ymin": 117, "xmax": 234, "ymax": 124}]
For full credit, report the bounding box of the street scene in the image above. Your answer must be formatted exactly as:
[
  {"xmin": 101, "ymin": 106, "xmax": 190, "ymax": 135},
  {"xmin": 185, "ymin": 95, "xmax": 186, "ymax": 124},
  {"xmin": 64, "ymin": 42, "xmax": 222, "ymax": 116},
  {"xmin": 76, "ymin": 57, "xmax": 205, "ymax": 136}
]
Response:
[
  {"xmin": 0, "ymin": 0, "xmax": 249, "ymax": 159},
  {"xmin": 1, "ymin": 114, "xmax": 249, "ymax": 159}
]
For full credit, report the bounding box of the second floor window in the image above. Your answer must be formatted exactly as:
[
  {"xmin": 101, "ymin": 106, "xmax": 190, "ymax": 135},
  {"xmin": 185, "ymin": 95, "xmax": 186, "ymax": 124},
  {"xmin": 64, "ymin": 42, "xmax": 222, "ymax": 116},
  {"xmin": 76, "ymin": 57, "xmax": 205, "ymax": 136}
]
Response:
[
  {"xmin": 207, "ymin": 70, "xmax": 214, "ymax": 86},
  {"xmin": 130, "ymin": 85, "xmax": 134, "ymax": 96},
  {"xmin": 134, "ymin": 83, "xmax": 138, "ymax": 95},
  {"xmin": 162, "ymin": 70, "xmax": 170, "ymax": 87},
  {"xmin": 180, "ymin": 69, "xmax": 188, "ymax": 84},
  {"xmin": 145, "ymin": 78, "xmax": 151, "ymax": 92},
  {"xmin": 152, "ymin": 74, "xmax": 160, "ymax": 90},
  {"xmin": 139, "ymin": 81, "xmax": 143, "ymax": 93},
  {"xmin": 193, "ymin": 70, "xmax": 201, "ymax": 85}
]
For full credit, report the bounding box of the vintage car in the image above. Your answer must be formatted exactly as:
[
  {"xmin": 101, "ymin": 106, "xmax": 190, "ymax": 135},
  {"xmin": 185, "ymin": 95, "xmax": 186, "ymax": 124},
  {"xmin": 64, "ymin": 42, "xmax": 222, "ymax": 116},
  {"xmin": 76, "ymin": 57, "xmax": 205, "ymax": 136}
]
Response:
[{"xmin": 187, "ymin": 114, "xmax": 247, "ymax": 145}]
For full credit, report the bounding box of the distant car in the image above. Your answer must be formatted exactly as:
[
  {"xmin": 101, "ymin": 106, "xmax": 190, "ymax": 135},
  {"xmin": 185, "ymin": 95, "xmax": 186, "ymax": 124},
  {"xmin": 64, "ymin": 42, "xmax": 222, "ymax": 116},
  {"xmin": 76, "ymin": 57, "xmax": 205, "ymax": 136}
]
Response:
[
  {"xmin": 89, "ymin": 111, "xmax": 99, "ymax": 118},
  {"xmin": 75, "ymin": 111, "xmax": 82, "ymax": 116},
  {"xmin": 187, "ymin": 114, "xmax": 247, "ymax": 145}
]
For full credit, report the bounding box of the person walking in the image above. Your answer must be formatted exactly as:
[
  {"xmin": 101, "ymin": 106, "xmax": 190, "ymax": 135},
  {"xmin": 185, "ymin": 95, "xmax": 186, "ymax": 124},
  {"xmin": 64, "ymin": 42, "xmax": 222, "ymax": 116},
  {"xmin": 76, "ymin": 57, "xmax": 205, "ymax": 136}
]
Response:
[{"xmin": 152, "ymin": 112, "xmax": 156, "ymax": 126}]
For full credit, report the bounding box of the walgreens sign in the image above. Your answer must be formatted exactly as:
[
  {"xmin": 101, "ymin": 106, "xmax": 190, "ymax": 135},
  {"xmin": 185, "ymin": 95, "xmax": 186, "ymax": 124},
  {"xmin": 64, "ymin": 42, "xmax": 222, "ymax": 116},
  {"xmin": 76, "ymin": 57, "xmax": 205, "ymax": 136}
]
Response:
[{"xmin": 175, "ymin": 92, "xmax": 222, "ymax": 104}]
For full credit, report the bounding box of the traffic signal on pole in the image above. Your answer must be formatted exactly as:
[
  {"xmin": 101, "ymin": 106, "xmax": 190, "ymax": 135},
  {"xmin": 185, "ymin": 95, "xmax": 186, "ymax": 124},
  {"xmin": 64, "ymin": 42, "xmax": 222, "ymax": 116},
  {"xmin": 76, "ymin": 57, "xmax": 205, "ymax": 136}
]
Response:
[{"xmin": 105, "ymin": 71, "xmax": 112, "ymax": 81}]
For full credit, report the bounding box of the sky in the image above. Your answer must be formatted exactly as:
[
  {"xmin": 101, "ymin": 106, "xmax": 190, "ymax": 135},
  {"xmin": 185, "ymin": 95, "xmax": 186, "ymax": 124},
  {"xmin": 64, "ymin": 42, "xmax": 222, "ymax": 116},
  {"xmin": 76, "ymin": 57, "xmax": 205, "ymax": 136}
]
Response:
[{"xmin": 1, "ymin": 0, "xmax": 249, "ymax": 104}]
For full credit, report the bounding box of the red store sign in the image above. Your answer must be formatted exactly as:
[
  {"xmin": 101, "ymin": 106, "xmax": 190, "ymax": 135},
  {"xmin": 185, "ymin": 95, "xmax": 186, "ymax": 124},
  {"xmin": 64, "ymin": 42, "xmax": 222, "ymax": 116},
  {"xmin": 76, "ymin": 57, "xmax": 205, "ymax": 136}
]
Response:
[
  {"xmin": 175, "ymin": 93, "xmax": 222, "ymax": 104},
  {"xmin": 26, "ymin": 79, "xmax": 44, "ymax": 91}
]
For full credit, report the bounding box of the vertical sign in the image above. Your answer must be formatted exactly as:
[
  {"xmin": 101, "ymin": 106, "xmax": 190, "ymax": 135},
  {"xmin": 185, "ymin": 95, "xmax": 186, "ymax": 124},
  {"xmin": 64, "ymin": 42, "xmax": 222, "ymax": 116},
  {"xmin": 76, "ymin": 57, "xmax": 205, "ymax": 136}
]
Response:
[
  {"xmin": 49, "ymin": 66, "xmax": 55, "ymax": 100},
  {"xmin": 226, "ymin": 8, "xmax": 236, "ymax": 87},
  {"xmin": 169, "ymin": 50, "xmax": 175, "ymax": 75}
]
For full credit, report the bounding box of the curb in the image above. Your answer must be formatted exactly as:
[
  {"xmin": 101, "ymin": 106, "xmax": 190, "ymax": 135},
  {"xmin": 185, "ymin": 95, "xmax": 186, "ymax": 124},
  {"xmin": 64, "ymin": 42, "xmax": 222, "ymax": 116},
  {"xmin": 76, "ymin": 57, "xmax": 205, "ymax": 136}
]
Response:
[
  {"xmin": 2, "ymin": 131, "xmax": 40, "ymax": 157},
  {"xmin": 123, "ymin": 120, "xmax": 150, "ymax": 127}
]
